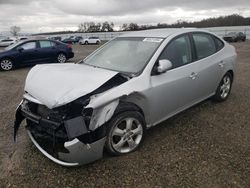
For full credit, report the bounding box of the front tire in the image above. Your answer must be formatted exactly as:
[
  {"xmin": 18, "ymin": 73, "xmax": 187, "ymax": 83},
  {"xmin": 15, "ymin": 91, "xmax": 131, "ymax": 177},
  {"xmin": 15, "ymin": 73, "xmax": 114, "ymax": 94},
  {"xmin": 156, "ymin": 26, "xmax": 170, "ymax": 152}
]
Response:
[
  {"xmin": 57, "ymin": 53, "xmax": 67, "ymax": 63},
  {"xmin": 105, "ymin": 111, "xmax": 145, "ymax": 156},
  {"xmin": 213, "ymin": 72, "xmax": 233, "ymax": 102},
  {"xmin": 0, "ymin": 58, "xmax": 13, "ymax": 71}
]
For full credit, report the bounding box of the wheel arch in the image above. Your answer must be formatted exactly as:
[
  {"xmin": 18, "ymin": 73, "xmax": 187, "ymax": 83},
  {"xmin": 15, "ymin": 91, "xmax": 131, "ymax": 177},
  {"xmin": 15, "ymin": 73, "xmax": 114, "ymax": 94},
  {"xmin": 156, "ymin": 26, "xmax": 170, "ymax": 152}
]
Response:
[
  {"xmin": 57, "ymin": 51, "xmax": 67, "ymax": 60},
  {"xmin": 57, "ymin": 51, "xmax": 66, "ymax": 56},
  {"xmin": 87, "ymin": 92, "xmax": 150, "ymax": 131},
  {"xmin": 227, "ymin": 70, "xmax": 234, "ymax": 81},
  {"xmin": 114, "ymin": 101, "xmax": 145, "ymax": 118},
  {"xmin": 0, "ymin": 56, "xmax": 14, "ymax": 62}
]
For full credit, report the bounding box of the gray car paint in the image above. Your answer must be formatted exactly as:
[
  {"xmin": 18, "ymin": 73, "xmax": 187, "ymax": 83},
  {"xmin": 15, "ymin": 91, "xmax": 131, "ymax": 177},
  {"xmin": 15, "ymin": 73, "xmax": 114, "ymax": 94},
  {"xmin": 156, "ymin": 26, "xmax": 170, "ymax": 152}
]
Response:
[{"xmin": 17, "ymin": 28, "xmax": 237, "ymax": 166}]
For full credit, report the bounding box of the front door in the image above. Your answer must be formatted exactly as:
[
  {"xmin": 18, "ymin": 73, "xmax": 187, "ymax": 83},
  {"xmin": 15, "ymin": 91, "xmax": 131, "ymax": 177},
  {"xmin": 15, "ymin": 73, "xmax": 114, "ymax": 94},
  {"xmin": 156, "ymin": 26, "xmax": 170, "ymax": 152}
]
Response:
[
  {"xmin": 16, "ymin": 41, "xmax": 40, "ymax": 65},
  {"xmin": 148, "ymin": 34, "xmax": 202, "ymax": 124}
]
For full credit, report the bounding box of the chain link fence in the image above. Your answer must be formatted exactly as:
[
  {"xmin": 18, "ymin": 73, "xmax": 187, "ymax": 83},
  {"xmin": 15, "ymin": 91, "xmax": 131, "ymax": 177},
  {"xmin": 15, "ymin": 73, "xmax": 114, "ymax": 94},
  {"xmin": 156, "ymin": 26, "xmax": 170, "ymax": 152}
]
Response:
[
  {"xmin": 35, "ymin": 25, "xmax": 250, "ymax": 41},
  {"xmin": 1, "ymin": 26, "xmax": 249, "ymax": 41}
]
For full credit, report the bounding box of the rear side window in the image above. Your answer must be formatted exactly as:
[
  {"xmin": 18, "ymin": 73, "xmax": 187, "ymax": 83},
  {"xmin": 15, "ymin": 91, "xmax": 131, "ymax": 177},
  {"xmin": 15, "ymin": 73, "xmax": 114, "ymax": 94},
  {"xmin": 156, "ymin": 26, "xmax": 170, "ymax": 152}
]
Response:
[
  {"xmin": 39, "ymin": 41, "xmax": 55, "ymax": 48},
  {"xmin": 214, "ymin": 37, "xmax": 224, "ymax": 51},
  {"xmin": 193, "ymin": 33, "xmax": 216, "ymax": 60},
  {"xmin": 159, "ymin": 35, "xmax": 192, "ymax": 69}
]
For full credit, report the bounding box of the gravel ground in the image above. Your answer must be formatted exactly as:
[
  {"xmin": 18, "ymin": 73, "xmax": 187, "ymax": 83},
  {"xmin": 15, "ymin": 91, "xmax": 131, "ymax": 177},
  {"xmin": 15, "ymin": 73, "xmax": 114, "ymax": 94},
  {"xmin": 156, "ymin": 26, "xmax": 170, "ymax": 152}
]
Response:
[{"xmin": 0, "ymin": 42, "xmax": 249, "ymax": 188}]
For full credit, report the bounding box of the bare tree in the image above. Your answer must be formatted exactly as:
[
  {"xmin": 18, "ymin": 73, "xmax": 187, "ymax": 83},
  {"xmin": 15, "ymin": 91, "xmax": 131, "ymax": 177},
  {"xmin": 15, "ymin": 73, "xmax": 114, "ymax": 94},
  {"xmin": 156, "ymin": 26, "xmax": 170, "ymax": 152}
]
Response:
[
  {"xmin": 101, "ymin": 21, "xmax": 114, "ymax": 32},
  {"xmin": 10, "ymin": 26, "xmax": 21, "ymax": 36},
  {"xmin": 78, "ymin": 23, "xmax": 85, "ymax": 32}
]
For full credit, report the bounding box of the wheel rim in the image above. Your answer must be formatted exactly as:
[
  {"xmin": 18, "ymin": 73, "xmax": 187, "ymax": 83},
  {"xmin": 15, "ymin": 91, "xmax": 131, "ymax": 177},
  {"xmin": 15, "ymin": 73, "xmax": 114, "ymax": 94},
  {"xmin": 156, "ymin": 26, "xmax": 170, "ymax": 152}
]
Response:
[
  {"xmin": 1, "ymin": 59, "xmax": 13, "ymax": 70},
  {"xmin": 58, "ymin": 54, "xmax": 66, "ymax": 63},
  {"xmin": 111, "ymin": 117, "xmax": 143, "ymax": 153},
  {"xmin": 220, "ymin": 75, "xmax": 231, "ymax": 99}
]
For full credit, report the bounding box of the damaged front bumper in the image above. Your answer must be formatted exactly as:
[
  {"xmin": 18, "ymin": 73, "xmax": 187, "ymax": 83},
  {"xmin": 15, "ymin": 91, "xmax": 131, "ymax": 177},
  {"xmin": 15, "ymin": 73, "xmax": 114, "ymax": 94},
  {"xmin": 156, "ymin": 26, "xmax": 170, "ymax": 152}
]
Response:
[
  {"xmin": 27, "ymin": 130, "xmax": 106, "ymax": 166},
  {"xmin": 14, "ymin": 100, "xmax": 106, "ymax": 166}
]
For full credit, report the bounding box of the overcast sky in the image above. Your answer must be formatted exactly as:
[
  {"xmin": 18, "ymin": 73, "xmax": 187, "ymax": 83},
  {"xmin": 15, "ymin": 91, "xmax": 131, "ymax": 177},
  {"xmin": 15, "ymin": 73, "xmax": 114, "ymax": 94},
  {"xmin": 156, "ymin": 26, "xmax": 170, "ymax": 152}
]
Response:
[{"xmin": 0, "ymin": 0, "xmax": 250, "ymax": 33}]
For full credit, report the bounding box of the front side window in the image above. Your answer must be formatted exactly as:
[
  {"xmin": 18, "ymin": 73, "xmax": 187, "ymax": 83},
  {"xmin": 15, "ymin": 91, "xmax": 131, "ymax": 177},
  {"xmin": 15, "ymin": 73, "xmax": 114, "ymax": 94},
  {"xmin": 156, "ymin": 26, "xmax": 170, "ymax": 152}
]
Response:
[
  {"xmin": 83, "ymin": 37, "xmax": 163, "ymax": 74},
  {"xmin": 20, "ymin": 42, "xmax": 36, "ymax": 50},
  {"xmin": 193, "ymin": 33, "xmax": 216, "ymax": 60},
  {"xmin": 159, "ymin": 35, "xmax": 192, "ymax": 69}
]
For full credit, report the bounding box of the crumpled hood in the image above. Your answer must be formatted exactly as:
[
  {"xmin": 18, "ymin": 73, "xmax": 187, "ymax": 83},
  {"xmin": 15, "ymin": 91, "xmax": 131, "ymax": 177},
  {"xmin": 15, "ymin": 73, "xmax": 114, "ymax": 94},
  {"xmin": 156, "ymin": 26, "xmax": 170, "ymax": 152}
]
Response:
[{"xmin": 24, "ymin": 63, "xmax": 118, "ymax": 109}]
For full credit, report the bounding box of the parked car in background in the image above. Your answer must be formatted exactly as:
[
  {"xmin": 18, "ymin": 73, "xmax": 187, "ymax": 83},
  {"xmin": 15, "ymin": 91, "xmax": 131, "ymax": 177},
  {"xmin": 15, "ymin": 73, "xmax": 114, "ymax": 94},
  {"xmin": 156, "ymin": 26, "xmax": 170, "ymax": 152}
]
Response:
[
  {"xmin": 13, "ymin": 28, "xmax": 237, "ymax": 166},
  {"xmin": 61, "ymin": 38, "xmax": 76, "ymax": 44},
  {"xmin": 49, "ymin": 36, "xmax": 62, "ymax": 41},
  {"xmin": 223, "ymin": 32, "xmax": 246, "ymax": 42},
  {"xmin": 18, "ymin": 37, "xmax": 29, "ymax": 41},
  {"xmin": 74, "ymin": 36, "xmax": 83, "ymax": 43},
  {"xmin": 0, "ymin": 38, "xmax": 17, "ymax": 47},
  {"xmin": 62, "ymin": 36, "xmax": 83, "ymax": 44},
  {"xmin": 79, "ymin": 37, "xmax": 101, "ymax": 45},
  {"xmin": 0, "ymin": 39, "xmax": 74, "ymax": 71}
]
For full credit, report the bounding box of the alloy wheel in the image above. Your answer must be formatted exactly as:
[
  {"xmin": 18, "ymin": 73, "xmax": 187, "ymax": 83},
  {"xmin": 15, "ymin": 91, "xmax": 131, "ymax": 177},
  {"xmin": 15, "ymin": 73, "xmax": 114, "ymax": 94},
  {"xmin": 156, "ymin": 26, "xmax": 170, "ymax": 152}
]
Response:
[
  {"xmin": 220, "ymin": 75, "xmax": 231, "ymax": 99},
  {"xmin": 111, "ymin": 117, "xmax": 143, "ymax": 153},
  {"xmin": 57, "ymin": 53, "xmax": 66, "ymax": 63},
  {"xmin": 1, "ymin": 59, "xmax": 13, "ymax": 71}
]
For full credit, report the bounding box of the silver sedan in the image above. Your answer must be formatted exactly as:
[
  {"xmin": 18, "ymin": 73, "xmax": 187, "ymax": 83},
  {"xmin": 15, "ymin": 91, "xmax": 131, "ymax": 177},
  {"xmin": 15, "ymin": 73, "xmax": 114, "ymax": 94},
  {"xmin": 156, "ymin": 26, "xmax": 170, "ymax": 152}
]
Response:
[{"xmin": 14, "ymin": 28, "xmax": 237, "ymax": 166}]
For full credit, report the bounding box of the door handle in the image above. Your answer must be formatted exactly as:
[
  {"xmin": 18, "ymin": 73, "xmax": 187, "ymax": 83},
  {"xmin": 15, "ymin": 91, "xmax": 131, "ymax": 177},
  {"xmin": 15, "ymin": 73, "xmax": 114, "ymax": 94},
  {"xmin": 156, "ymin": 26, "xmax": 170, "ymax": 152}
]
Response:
[
  {"xmin": 189, "ymin": 72, "xmax": 198, "ymax": 80},
  {"xmin": 219, "ymin": 61, "xmax": 225, "ymax": 68}
]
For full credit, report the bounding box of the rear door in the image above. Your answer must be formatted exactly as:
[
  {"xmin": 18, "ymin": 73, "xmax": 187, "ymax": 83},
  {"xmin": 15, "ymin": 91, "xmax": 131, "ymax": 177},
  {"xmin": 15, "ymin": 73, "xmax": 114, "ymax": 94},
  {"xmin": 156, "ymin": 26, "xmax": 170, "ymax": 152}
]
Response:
[
  {"xmin": 37, "ymin": 40, "xmax": 58, "ymax": 63},
  {"xmin": 190, "ymin": 32, "xmax": 225, "ymax": 99}
]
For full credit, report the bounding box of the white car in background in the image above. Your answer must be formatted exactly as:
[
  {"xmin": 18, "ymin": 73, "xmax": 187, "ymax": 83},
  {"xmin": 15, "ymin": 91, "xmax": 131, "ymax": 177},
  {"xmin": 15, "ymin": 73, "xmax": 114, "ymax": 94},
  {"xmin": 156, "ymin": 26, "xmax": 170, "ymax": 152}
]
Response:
[
  {"xmin": 79, "ymin": 37, "xmax": 101, "ymax": 45},
  {"xmin": 0, "ymin": 38, "xmax": 17, "ymax": 47},
  {"xmin": 17, "ymin": 37, "xmax": 29, "ymax": 41}
]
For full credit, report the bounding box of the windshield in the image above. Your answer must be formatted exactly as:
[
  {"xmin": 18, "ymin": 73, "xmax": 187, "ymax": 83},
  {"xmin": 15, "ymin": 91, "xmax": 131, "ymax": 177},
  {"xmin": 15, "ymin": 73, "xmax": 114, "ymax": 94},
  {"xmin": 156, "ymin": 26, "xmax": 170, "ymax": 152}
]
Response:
[
  {"xmin": 4, "ymin": 41, "xmax": 22, "ymax": 50},
  {"xmin": 83, "ymin": 37, "xmax": 163, "ymax": 74}
]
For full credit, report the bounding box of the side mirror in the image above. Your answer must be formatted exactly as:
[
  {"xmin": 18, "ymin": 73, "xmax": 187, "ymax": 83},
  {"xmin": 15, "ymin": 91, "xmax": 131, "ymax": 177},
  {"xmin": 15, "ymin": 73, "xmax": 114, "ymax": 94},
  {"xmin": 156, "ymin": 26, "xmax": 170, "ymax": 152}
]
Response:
[
  {"xmin": 16, "ymin": 47, "xmax": 24, "ymax": 52},
  {"xmin": 157, "ymin": 59, "xmax": 173, "ymax": 74}
]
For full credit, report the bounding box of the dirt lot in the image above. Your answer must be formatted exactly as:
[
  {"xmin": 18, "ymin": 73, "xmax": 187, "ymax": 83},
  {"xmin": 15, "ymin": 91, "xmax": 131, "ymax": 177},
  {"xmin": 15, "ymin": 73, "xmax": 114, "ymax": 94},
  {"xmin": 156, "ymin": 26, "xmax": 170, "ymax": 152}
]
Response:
[{"xmin": 0, "ymin": 42, "xmax": 249, "ymax": 188}]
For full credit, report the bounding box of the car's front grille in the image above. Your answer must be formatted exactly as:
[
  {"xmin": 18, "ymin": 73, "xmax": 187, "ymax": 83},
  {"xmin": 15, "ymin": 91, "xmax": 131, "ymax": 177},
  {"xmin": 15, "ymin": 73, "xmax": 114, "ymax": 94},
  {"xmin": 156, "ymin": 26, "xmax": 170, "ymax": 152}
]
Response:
[
  {"xmin": 22, "ymin": 100, "xmax": 68, "ymax": 142},
  {"xmin": 37, "ymin": 105, "xmax": 65, "ymax": 122}
]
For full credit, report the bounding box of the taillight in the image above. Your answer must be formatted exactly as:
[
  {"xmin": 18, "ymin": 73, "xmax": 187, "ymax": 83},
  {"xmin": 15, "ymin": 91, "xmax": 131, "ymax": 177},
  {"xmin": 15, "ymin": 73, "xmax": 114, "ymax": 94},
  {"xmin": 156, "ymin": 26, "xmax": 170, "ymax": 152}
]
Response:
[{"xmin": 67, "ymin": 44, "xmax": 72, "ymax": 49}]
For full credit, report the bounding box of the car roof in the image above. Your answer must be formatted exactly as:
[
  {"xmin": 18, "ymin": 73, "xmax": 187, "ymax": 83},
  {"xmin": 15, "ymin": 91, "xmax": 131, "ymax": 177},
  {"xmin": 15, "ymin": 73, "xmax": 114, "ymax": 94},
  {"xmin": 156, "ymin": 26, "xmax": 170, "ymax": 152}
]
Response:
[
  {"xmin": 120, "ymin": 28, "xmax": 208, "ymax": 38},
  {"xmin": 20, "ymin": 39, "xmax": 58, "ymax": 42}
]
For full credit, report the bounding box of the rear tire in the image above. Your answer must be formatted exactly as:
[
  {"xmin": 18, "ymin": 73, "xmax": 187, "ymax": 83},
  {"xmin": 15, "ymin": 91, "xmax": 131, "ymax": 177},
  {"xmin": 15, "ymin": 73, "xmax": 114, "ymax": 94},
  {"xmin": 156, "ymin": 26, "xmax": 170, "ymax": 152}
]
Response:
[
  {"xmin": 213, "ymin": 72, "xmax": 233, "ymax": 102},
  {"xmin": 57, "ymin": 53, "xmax": 67, "ymax": 63},
  {"xmin": 105, "ymin": 111, "xmax": 145, "ymax": 156},
  {"xmin": 0, "ymin": 58, "xmax": 13, "ymax": 71},
  {"xmin": 85, "ymin": 41, "xmax": 88, "ymax": 45}
]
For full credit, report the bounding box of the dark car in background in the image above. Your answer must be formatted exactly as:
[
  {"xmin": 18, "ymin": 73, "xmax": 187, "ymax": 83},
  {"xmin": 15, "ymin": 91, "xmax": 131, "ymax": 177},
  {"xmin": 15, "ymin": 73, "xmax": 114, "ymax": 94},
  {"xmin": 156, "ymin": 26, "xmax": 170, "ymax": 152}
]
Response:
[
  {"xmin": 49, "ymin": 36, "xmax": 62, "ymax": 41},
  {"xmin": 223, "ymin": 32, "xmax": 246, "ymax": 42},
  {"xmin": 62, "ymin": 36, "xmax": 83, "ymax": 44},
  {"xmin": 74, "ymin": 36, "xmax": 83, "ymax": 43},
  {"xmin": 0, "ymin": 39, "xmax": 74, "ymax": 71}
]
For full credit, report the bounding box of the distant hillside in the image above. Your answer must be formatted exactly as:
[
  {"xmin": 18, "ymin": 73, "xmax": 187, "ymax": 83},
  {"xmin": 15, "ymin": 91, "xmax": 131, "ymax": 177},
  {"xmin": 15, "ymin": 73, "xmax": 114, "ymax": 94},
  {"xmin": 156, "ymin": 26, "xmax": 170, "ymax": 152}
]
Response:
[
  {"xmin": 156, "ymin": 14, "xmax": 250, "ymax": 29},
  {"xmin": 33, "ymin": 14, "xmax": 250, "ymax": 35}
]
